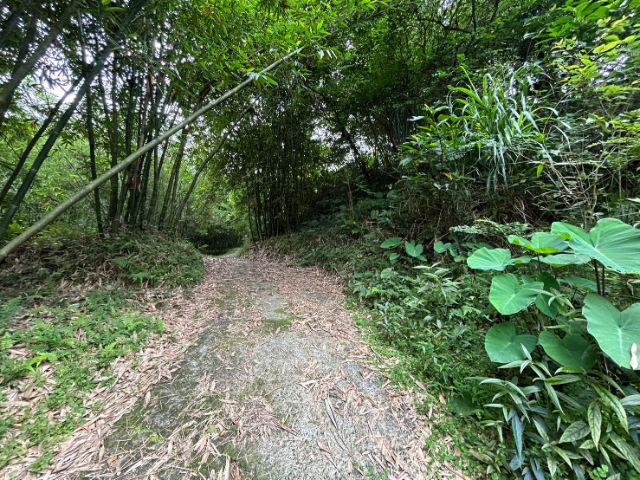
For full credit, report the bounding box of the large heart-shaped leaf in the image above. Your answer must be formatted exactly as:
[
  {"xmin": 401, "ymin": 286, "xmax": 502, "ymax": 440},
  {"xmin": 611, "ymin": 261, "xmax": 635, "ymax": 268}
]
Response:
[
  {"xmin": 535, "ymin": 272, "xmax": 561, "ymax": 318},
  {"xmin": 540, "ymin": 254, "xmax": 591, "ymax": 267},
  {"xmin": 489, "ymin": 274, "xmax": 544, "ymax": 315},
  {"xmin": 538, "ymin": 331, "xmax": 597, "ymax": 370},
  {"xmin": 467, "ymin": 248, "xmax": 513, "ymax": 271},
  {"xmin": 508, "ymin": 232, "xmax": 569, "ymax": 254},
  {"xmin": 381, "ymin": 237, "xmax": 403, "ymax": 249},
  {"xmin": 405, "ymin": 241, "xmax": 424, "ymax": 258},
  {"xmin": 559, "ymin": 276, "xmax": 598, "ymax": 292},
  {"xmin": 583, "ymin": 294, "xmax": 640, "ymax": 369},
  {"xmin": 485, "ymin": 322, "xmax": 538, "ymax": 363},
  {"xmin": 552, "ymin": 219, "xmax": 640, "ymax": 273}
]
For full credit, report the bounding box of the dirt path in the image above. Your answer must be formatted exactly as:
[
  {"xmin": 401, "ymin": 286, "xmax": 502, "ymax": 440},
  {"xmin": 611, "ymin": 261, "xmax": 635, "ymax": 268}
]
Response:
[{"xmin": 36, "ymin": 256, "xmax": 461, "ymax": 480}]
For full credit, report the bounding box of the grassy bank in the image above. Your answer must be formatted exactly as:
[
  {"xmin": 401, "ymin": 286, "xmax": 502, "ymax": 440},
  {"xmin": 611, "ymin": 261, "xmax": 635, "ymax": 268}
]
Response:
[{"xmin": 0, "ymin": 230, "xmax": 203, "ymax": 473}]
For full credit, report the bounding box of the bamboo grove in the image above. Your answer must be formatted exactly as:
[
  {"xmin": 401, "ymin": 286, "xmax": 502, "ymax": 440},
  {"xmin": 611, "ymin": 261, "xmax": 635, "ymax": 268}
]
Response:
[
  {"xmin": 0, "ymin": 0, "xmax": 377, "ymax": 259},
  {"xmin": 1, "ymin": 0, "xmax": 640, "ymax": 256}
]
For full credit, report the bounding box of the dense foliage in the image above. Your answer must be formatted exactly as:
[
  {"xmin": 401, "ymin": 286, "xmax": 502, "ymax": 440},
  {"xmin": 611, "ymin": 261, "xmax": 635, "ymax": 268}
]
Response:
[
  {"xmin": 0, "ymin": 230, "xmax": 202, "ymax": 471},
  {"xmin": 1, "ymin": 0, "xmax": 640, "ymax": 477}
]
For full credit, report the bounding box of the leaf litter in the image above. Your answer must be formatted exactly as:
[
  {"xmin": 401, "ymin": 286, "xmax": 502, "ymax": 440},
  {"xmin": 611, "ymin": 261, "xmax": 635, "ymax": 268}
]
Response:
[{"xmin": 3, "ymin": 255, "xmax": 465, "ymax": 479}]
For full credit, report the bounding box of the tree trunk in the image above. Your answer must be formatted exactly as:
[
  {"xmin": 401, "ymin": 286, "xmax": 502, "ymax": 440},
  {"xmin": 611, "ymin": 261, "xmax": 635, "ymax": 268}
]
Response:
[
  {"xmin": 158, "ymin": 127, "xmax": 188, "ymax": 229},
  {"xmin": 80, "ymin": 12, "xmax": 102, "ymax": 234},
  {"xmin": 86, "ymin": 88, "xmax": 103, "ymax": 234}
]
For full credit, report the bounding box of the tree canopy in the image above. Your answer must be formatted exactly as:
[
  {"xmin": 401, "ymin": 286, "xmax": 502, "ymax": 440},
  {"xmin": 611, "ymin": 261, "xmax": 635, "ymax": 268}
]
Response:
[{"xmin": 2, "ymin": 0, "xmax": 640, "ymax": 477}]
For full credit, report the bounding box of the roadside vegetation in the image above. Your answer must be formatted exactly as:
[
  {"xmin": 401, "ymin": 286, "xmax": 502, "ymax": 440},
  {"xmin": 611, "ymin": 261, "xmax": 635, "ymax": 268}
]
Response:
[
  {"xmin": 0, "ymin": 230, "xmax": 202, "ymax": 472},
  {"xmin": 1, "ymin": 0, "xmax": 640, "ymax": 478}
]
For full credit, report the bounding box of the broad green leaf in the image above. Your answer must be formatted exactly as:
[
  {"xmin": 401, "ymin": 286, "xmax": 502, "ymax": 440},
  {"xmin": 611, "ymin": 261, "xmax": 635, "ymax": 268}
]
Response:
[
  {"xmin": 594, "ymin": 40, "xmax": 620, "ymax": 54},
  {"xmin": 540, "ymin": 254, "xmax": 591, "ymax": 267},
  {"xmin": 559, "ymin": 421, "xmax": 590, "ymax": 443},
  {"xmin": 538, "ymin": 331, "xmax": 597, "ymax": 370},
  {"xmin": 381, "ymin": 237, "xmax": 403, "ymax": 249},
  {"xmin": 484, "ymin": 322, "xmax": 538, "ymax": 363},
  {"xmin": 434, "ymin": 241, "xmax": 448, "ymax": 253},
  {"xmin": 489, "ymin": 274, "xmax": 543, "ymax": 315},
  {"xmin": 467, "ymin": 248, "xmax": 513, "ymax": 271},
  {"xmin": 551, "ymin": 219, "xmax": 640, "ymax": 273},
  {"xmin": 535, "ymin": 272, "xmax": 560, "ymax": 318},
  {"xmin": 620, "ymin": 395, "xmax": 640, "ymax": 407},
  {"xmin": 508, "ymin": 232, "xmax": 569, "ymax": 254},
  {"xmin": 583, "ymin": 294, "xmax": 640, "ymax": 369},
  {"xmin": 609, "ymin": 433, "xmax": 640, "ymax": 473},
  {"xmin": 588, "ymin": 401, "xmax": 601, "ymax": 448},
  {"xmin": 559, "ymin": 276, "xmax": 598, "ymax": 292},
  {"xmin": 435, "ymin": 241, "xmax": 457, "ymax": 257},
  {"xmin": 544, "ymin": 374, "xmax": 582, "ymax": 385},
  {"xmin": 389, "ymin": 253, "xmax": 400, "ymax": 262},
  {"xmin": 405, "ymin": 241, "xmax": 424, "ymax": 258},
  {"xmin": 579, "ymin": 438, "xmax": 596, "ymax": 450},
  {"xmin": 513, "ymin": 256, "xmax": 535, "ymax": 264}
]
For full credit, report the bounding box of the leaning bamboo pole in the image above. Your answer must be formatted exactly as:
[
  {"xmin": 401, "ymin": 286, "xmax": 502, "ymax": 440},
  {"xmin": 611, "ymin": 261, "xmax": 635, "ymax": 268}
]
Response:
[{"xmin": 0, "ymin": 48, "xmax": 302, "ymax": 263}]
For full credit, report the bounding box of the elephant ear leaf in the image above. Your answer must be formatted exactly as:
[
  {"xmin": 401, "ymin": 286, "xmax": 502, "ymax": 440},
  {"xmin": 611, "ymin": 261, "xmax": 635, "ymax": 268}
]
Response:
[
  {"xmin": 559, "ymin": 276, "xmax": 598, "ymax": 292},
  {"xmin": 435, "ymin": 241, "xmax": 457, "ymax": 257},
  {"xmin": 405, "ymin": 241, "xmax": 424, "ymax": 258},
  {"xmin": 467, "ymin": 248, "xmax": 513, "ymax": 271},
  {"xmin": 489, "ymin": 274, "xmax": 543, "ymax": 315},
  {"xmin": 535, "ymin": 272, "xmax": 561, "ymax": 318},
  {"xmin": 538, "ymin": 331, "xmax": 597, "ymax": 370},
  {"xmin": 583, "ymin": 294, "xmax": 640, "ymax": 369},
  {"xmin": 551, "ymin": 219, "xmax": 640, "ymax": 273},
  {"xmin": 381, "ymin": 237, "xmax": 403, "ymax": 248},
  {"xmin": 540, "ymin": 254, "xmax": 591, "ymax": 267},
  {"xmin": 485, "ymin": 322, "xmax": 538, "ymax": 363},
  {"xmin": 509, "ymin": 232, "xmax": 569, "ymax": 254}
]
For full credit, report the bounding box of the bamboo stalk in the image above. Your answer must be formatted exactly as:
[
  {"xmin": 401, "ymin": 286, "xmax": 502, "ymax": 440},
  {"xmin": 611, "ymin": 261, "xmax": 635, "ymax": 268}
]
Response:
[{"xmin": 0, "ymin": 48, "xmax": 302, "ymax": 262}]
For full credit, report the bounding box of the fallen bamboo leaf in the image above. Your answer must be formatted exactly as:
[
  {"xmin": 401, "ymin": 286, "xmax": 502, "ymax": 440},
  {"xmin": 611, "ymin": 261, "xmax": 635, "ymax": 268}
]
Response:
[{"xmin": 317, "ymin": 440, "xmax": 335, "ymax": 455}]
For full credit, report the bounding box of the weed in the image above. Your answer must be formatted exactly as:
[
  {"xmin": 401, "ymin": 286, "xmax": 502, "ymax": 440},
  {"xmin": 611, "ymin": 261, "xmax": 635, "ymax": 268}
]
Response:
[{"xmin": 0, "ymin": 296, "xmax": 164, "ymax": 470}]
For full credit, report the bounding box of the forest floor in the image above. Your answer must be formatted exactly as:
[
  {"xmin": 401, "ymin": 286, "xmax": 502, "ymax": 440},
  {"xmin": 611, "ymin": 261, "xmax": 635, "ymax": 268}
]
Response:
[{"xmin": 10, "ymin": 254, "xmax": 467, "ymax": 480}]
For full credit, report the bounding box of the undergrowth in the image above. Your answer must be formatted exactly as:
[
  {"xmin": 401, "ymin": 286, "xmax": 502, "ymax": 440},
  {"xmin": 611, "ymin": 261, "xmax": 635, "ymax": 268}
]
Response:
[
  {"xmin": 0, "ymin": 291, "xmax": 165, "ymax": 471},
  {"xmin": 0, "ymin": 229, "xmax": 204, "ymax": 473},
  {"xmin": 0, "ymin": 227, "xmax": 204, "ymax": 296}
]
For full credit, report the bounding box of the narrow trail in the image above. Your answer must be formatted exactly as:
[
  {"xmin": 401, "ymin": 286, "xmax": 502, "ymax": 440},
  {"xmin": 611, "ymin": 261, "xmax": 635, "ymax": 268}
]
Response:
[{"xmin": 41, "ymin": 256, "xmax": 461, "ymax": 480}]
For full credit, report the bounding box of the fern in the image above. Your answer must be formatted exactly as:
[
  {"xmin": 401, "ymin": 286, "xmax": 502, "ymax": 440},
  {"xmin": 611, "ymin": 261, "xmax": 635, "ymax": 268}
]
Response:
[
  {"xmin": 0, "ymin": 332, "xmax": 11, "ymax": 350},
  {"xmin": 0, "ymin": 297, "xmax": 21, "ymax": 331},
  {"xmin": 112, "ymin": 257, "xmax": 130, "ymax": 269}
]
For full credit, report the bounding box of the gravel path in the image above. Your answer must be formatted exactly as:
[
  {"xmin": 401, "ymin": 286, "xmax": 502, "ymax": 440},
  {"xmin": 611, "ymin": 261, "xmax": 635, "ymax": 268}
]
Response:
[{"xmin": 38, "ymin": 255, "xmax": 462, "ymax": 480}]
